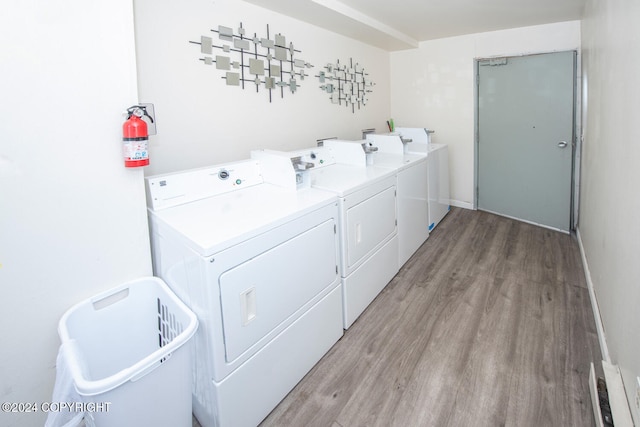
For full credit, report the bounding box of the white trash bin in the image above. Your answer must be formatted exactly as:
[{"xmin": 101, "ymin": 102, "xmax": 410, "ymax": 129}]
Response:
[{"xmin": 57, "ymin": 277, "xmax": 198, "ymax": 427}]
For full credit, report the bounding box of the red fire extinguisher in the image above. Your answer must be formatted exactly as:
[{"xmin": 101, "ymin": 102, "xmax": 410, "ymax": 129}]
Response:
[{"xmin": 123, "ymin": 105, "xmax": 153, "ymax": 167}]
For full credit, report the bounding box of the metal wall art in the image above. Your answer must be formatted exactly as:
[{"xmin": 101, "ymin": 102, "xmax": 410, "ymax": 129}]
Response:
[
  {"xmin": 190, "ymin": 23, "xmax": 313, "ymax": 102},
  {"xmin": 317, "ymin": 58, "xmax": 374, "ymax": 113}
]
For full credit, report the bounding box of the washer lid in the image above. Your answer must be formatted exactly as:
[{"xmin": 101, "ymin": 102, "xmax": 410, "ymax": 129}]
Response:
[
  {"xmin": 149, "ymin": 183, "xmax": 337, "ymax": 256},
  {"xmin": 310, "ymin": 163, "xmax": 396, "ymax": 197}
]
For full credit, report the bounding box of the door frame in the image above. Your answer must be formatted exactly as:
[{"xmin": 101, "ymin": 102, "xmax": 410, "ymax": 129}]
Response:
[{"xmin": 473, "ymin": 49, "xmax": 582, "ymax": 231}]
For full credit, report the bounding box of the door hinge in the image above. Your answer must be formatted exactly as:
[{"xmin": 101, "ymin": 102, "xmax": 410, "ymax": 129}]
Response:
[
  {"xmin": 334, "ymin": 224, "xmax": 337, "ymax": 234},
  {"xmin": 336, "ymin": 265, "xmax": 338, "ymax": 274}
]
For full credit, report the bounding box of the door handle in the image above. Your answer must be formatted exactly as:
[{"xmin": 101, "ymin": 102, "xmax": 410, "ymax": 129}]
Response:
[{"xmin": 558, "ymin": 141, "xmax": 568, "ymax": 148}]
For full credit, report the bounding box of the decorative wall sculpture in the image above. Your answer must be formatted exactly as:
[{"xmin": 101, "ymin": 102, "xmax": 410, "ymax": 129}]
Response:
[
  {"xmin": 317, "ymin": 58, "xmax": 375, "ymax": 113},
  {"xmin": 190, "ymin": 23, "xmax": 313, "ymax": 102}
]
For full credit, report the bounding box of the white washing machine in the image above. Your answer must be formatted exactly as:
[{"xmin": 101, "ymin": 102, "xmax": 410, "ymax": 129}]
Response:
[
  {"xmin": 362, "ymin": 134, "xmax": 429, "ymax": 268},
  {"xmin": 395, "ymin": 127, "xmax": 450, "ymax": 231},
  {"xmin": 145, "ymin": 159, "xmax": 343, "ymax": 427},
  {"xmin": 252, "ymin": 143, "xmax": 399, "ymax": 329}
]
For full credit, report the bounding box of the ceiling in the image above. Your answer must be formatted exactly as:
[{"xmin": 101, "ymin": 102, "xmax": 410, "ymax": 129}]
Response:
[{"xmin": 242, "ymin": 0, "xmax": 587, "ymax": 51}]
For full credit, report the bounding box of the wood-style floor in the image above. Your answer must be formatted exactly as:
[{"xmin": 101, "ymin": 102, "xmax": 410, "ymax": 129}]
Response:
[{"xmin": 256, "ymin": 207, "xmax": 601, "ymax": 427}]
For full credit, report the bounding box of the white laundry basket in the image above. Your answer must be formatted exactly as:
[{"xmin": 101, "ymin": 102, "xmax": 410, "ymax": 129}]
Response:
[{"xmin": 58, "ymin": 277, "xmax": 198, "ymax": 427}]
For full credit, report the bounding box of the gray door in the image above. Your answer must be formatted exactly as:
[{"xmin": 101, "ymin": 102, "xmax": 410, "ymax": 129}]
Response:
[{"xmin": 477, "ymin": 51, "xmax": 575, "ymax": 232}]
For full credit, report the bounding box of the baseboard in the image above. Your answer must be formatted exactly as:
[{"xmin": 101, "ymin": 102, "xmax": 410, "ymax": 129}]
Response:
[
  {"xmin": 576, "ymin": 227, "xmax": 610, "ymax": 362},
  {"xmin": 449, "ymin": 200, "xmax": 473, "ymax": 210}
]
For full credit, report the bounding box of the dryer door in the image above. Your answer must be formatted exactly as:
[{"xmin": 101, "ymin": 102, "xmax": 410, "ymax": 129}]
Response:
[{"xmin": 219, "ymin": 219, "xmax": 337, "ymax": 363}]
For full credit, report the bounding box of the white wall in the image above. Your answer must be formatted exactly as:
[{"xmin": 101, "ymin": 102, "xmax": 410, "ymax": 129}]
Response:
[
  {"xmin": 580, "ymin": 0, "xmax": 640, "ymax": 423},
  {"xmin": 134, "ymin": 0, "xmax": 391, "ymax": 176},
  {"xmin": 0, "ymin": 1, "xmax": 152, "ymax": 426},
  {"xmin": 389, "ymin": 21, "xmax": 581, "ymax": 208}
]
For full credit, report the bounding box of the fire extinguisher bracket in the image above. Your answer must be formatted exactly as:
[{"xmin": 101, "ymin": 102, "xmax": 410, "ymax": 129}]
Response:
[{"xmin": 137, "ymin": 103, "xmax": 156, "ymax": 135}]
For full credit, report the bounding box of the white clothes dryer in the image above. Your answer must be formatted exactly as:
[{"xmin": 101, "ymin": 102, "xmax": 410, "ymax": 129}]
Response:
[
  {"xmin": 146, "ymin": 159, "xmax": 343, "ymax": 427},
  {"xmin": 252, "ymin": 143, "xmax": 399, "ymax": 329},
  {"xmin": 361, "ymin": 134, "xmax": 429, "ymax": 268}
]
